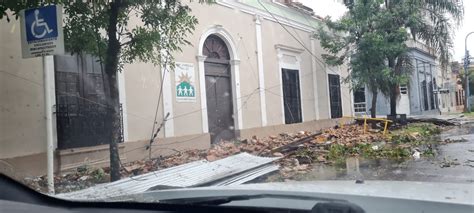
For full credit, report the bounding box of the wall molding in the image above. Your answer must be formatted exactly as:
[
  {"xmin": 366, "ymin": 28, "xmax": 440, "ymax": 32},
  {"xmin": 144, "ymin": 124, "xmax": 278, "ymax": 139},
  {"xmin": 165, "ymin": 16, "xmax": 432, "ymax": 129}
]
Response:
[
  {"xmin": 218, "ymin": 0, "xmax": 319, "ymax": 33},
  {"xmin": 276, "ymin": 47, "xmax": 305, "ymax": 123}
]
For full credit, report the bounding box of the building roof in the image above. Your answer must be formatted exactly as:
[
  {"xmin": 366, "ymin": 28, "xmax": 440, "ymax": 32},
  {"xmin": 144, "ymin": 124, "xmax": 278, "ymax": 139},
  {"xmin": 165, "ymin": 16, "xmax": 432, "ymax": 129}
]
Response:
[{"xmin": 239, "ymin": 0, "xmax": 321, "ymax": 29}]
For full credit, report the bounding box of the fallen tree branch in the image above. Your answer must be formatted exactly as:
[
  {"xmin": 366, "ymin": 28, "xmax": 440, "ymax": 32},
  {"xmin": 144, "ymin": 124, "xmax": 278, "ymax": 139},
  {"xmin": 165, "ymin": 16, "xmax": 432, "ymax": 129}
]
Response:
[
  {"xmin": 270, "ymin": 131, "xmax": 322, "ymax": 155},
  {"xmin": 355, "ymin": 117, "xmax": 457, "ymax": 126},
  {"xmin": 406, "ymin": 117, "xmax": 456, "ymax": 126}
]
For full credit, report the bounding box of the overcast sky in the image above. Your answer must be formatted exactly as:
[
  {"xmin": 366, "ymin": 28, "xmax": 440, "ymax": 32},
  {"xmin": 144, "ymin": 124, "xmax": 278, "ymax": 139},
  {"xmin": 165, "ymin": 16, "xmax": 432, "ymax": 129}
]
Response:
[
  {"xmin": 453, "ymin": 0, "xmax": 474, "ymax": 62},
  {"xmin": 299, "ymin": 0, "xmax": 473, "ymax": 63}
]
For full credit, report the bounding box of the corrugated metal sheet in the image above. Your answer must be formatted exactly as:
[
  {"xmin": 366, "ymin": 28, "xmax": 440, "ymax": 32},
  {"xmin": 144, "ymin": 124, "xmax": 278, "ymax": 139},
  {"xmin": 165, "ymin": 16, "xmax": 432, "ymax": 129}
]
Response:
[
  {"xmin": 212, "ymin": 164, "xmax": 279, "ymax": 186},
  {"xmin": 57, "ymin": 153, "xmax": 279, "ymax": 200}
]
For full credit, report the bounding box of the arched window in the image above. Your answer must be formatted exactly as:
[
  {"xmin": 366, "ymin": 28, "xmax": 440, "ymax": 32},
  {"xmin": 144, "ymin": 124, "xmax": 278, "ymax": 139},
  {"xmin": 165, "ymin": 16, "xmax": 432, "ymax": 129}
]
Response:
[{"xmin": 203, "ymin": 35, "xmax": 230, "ymax": 60}]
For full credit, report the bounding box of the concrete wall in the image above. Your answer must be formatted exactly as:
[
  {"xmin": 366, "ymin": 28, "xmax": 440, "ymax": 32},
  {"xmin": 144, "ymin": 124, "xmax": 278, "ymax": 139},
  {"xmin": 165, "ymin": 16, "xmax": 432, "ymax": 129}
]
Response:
[
  {"xmin": 365, "ymin": 89, "xmax": 390, "ymax": 116},
  {"xmin": 437, "ymin": 64, "xmax": 456, "ymax": 113},
  {"xmin": 409, "ymin": 49, "xmax": 438, "ymax": 115},
  {"xmin": 175, "ymin": 2, "xmax": 262, "ymax": 133},
  {"xmin": 1, "ymin": 1, "xmax": 354, "ymax": 176},
  {"xmin": 363, "ymin": 48, "xmax": 439, "ymax": 116},
  {"xmin": 409, "ymin": 56, "xmax": 423, "ymax": 114},
  {"xmin": 239, "ymin": 118, "xmax": 339, "ymax": 139},
  {"xmin": 123, "ymin": 62, "xmax": 165, "ymax": 142},
  {"xmin": 261, "ymin": 18, "xmax": 315, "ymax": 125},
  {"xmin": 0, "ymin": 17, "xmax": 51, "ymax": 159},
  {"xmin": 313, "ymin": 41, "xmax": 332, "ymax": 119}
]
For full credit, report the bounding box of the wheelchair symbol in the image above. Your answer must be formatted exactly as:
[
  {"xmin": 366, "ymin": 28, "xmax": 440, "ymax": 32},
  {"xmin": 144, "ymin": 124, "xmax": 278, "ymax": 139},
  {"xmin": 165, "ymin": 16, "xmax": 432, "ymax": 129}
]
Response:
[{"xmin": 31, "ymin": 9, "xmax": 53, "ymax": 39}]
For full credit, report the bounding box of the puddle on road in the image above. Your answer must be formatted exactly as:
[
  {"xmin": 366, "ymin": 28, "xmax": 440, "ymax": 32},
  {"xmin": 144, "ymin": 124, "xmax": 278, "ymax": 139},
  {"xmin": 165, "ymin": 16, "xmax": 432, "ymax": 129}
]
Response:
[
  {"xmin": 290, "ymin": 155, "xmax": 473, "ymax": 183},
  {"xmin": 292, "ymin": 157, "xmax": 414, "ymax": 182},
  {"xmin": 262, "ymin": 122, "xmax": 474, "ymax": 183},
  {"xmin": 440, "ymin": 121, "xmax": 474, "ymax": 136}
]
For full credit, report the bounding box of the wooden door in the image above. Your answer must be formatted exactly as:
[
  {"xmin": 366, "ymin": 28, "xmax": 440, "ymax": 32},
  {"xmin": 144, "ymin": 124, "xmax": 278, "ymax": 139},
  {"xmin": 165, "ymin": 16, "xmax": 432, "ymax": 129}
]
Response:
[
  {"xmin": 205, "ymin": 61, "xmax": 234, "ymax": 143},
  {"xmin": 203, "ymin": 35, "xmax": 234, "ymax": 143}
]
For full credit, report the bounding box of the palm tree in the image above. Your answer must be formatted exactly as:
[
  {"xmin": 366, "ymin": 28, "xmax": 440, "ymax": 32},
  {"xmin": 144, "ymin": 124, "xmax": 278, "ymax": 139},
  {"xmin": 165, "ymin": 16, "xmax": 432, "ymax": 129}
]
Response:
[{"xmin": 384, "ymin": 0, "xmax": 464, "ymax": 115}]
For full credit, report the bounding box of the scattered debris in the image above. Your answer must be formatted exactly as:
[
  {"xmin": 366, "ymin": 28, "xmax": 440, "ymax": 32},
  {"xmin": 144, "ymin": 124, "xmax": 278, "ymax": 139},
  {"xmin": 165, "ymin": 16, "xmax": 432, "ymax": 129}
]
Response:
[
  {"xmin": 440, "ymin": 158, "xmax": 461, "ymax": 168},
  {"xmin": 464, "ymin": 160, "xmax": 474, "ymax": 168},
  {"xmin": 412, "ymin": 150, "xmax": 421, "ymax": 160},
  {"xmin": 23, "ymin": 166, "xmax": 110, "ymax": 193},
  {"xmin": 57, "ymin": 153, "xmax": 279, "ymax": 200},
  {"xmin": 409, "ymin": 132, "xmax": 420, "ymax": 139},
  {"xmin": 25, "ymin": 122, "xmax": 454, "ymax": 194},
  {"xmin": 443, "ymin": 138, "xmax": 468, "ymax": 144},
  {"xmin": 56, "ymin": 153, "xmax": 278, "ymax": 200}
]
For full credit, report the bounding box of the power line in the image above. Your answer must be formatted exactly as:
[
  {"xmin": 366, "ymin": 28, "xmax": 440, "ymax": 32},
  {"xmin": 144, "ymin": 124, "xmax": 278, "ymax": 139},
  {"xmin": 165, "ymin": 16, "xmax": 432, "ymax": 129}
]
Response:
[
  {"xmin": 257, "ymin": 0, "xmax": 354, "ymax": 103},
  {"xmin": 238, "ymin": 34, "xmax": 261, "ymax": 84},
  {"xmin": 148, "ymin": 57, "xmax": 170, "ymax": 154},
  {"xmin": 257, "ymin": 0, "xmax": 336, "ymax": 74}
]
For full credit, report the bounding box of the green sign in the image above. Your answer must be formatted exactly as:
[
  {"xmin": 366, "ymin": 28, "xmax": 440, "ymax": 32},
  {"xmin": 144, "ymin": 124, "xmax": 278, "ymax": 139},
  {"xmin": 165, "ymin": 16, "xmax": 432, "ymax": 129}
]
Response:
[{"xmin": 175, "ymin": 62, "xmax": 196, "ymax": 102}]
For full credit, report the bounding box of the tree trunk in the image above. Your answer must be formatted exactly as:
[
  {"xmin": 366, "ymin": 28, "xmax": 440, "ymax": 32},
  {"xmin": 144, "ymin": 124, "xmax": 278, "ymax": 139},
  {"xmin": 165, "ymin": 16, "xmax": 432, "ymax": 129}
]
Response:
[
  {"xmin": 371, "ymin": 89, "xmax": 377, "ymax": 118},
  {"xmin": 389, "ymin": 86, "xmax": 397, "ymax": 116},
  {"xmin": 105, "ymin": 0, "xmax": 122, "ymax": 182},
  {"xmin": 388, "ymin": 58, "xmax": 397, "ymax": 116}
]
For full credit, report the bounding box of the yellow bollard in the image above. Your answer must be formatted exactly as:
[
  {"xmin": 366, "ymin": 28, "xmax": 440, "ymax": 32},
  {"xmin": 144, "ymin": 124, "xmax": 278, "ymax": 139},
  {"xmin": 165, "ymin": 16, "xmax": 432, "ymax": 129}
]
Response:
[
  {"xmin": 383, "ymin": 120, "xmax": 389, "ymax": 135},
  {"xmin": 363, "ymin": 118, "xmax": 367, "ymax": 134}
]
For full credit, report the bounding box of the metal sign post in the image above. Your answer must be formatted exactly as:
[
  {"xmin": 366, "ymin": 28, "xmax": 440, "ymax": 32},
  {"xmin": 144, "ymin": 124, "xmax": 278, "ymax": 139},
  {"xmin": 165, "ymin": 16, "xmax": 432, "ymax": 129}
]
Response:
[
  {"xmin": 464, "ymin": 32, "xmax": 474, "ymax": 112},
  {"xmin": 20, "ymin": 5, "xmax": 64, "ymax": 194},
  {"xmin": 42, "ymin": 55, "xmax": 55, "ymax": 194}
]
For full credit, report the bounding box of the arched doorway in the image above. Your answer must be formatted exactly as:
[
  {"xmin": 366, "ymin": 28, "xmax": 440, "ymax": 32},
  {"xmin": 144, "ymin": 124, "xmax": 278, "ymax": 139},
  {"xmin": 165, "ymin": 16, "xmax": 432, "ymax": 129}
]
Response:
[{"xmin": 203, "ymin": 35, "xmax": 235, "ymax": 143}]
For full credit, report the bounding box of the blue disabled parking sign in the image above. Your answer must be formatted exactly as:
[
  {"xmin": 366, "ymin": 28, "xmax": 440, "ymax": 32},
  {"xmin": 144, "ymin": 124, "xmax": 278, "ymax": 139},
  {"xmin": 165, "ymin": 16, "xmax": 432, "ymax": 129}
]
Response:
[
  {"xmin": 25, "ymin": 5, "xmax": 58, "ymax": 42},
  {"xmin": 20, "ymin": 5, "xmax": 64, "ymax": 58}
]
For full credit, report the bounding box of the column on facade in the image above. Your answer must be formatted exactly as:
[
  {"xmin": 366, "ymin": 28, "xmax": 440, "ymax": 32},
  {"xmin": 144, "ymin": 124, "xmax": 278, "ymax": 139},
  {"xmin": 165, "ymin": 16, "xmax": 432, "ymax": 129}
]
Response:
[
  {"xmin": 415, "ymin": 59, "xmax": 423, "ymax": 114},
  {"xmin": 310, "ymin": 33, "xmax": 320, "ymax": 119},
  {"xmin": 230, "ymin": 59, "xmax": 243, "ymax": 130},
  {"xmin": 254, "ymin": 15, "xmax": 267, "ymax": 127},
  {"xmin": 197, "ymin": 55, "xmax": 208, "ymax": 133}
]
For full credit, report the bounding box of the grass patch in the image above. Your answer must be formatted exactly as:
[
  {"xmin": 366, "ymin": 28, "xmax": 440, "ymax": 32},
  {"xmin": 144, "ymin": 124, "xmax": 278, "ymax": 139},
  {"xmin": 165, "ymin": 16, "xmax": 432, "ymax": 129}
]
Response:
[
  {"xmin": 397, "ymin": 123, "xmax": 440, "ymax": 136},
  {"xmin": 389, "ymin": 123, "xmax": 440, "ymax": 144},
  {"xmin": 463, "ymin": 112, "xmax": 474, "ymax": 117},
  {"xmin": 327, "ymin": 123, "xmax": 441, "ymax": 162},
  {"xmin": 327, "ymin": 143, "xmax": 411, "ymax": 161}
]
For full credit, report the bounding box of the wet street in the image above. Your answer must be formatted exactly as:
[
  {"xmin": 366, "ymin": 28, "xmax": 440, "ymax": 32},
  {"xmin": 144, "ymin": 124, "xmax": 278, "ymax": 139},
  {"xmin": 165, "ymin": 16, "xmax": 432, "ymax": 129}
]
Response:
[{"xmin": 290, "ymin": 120, "xmax": 474, "ymax": 184}]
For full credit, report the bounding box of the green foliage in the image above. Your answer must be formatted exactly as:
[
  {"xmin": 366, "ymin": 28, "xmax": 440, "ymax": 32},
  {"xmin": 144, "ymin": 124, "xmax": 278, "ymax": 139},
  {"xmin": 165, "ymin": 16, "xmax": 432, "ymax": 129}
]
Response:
[
  {"xmin": 398, "ymin": 123, "xmax": 440, "ymax": 136},
  {"xmin": 457, "ymin": 65, "xmax": 474, "ymax": 95},
  {"xmin": 390, "ymin": 123, "xmax": 440, "ymax": 148},
  {"xmin": 318, "ymin": 0, "xmax": 463, "ymax": 113},
  {"xmin": 0, "ymin": 0, "xmax": 213, "ymax": 181},
  {"xmin": 317, "ymin": 0, "xmax": 408, "ymax": 99},
  {"xmin": 328, "ymin": 144, "xmax": 346, "ymax": 160},
  {"xmin": 91, "ymin": 168, "xmax": 106, "ymax": 181},
  {"xmin": 463, "ymin": 112, "xmax": 474, "ymax": 117},
  {"xmin": 422, "ymin": 148, "xmax": 435, "ymax": 157},
  {"xmin": 327, "ymin": 123, "xmax": 441, "ymax": 161},
  {"xmin": 0, "ymin": 0, "xmax": 213, "ymax": 68},
  {"xmin": 328, "ymin": 143, "xmax": 412, "ymax": 160}
]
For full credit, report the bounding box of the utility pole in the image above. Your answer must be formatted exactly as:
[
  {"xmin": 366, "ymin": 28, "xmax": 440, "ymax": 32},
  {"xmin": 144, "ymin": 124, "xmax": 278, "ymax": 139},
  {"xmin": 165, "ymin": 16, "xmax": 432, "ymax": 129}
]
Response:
[{"xmin": 464, "ymin": 32, "xmax": 474, "ymax": 112}]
